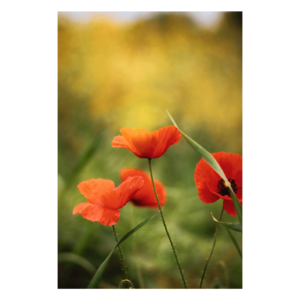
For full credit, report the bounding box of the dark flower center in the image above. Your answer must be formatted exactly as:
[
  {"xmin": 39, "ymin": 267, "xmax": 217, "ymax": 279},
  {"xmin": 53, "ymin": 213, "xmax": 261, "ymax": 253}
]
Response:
[{"xmin": 217, "ymin": 178, "xmax": 238, "ymax": 196}]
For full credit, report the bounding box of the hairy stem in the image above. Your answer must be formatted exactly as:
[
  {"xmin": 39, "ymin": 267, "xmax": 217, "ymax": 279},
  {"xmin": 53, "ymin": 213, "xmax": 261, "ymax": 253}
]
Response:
[
  {"xmin": 148, "ymin": 158, "xmax": 187, "ymax": 289},
  {"xmin": 112, "ymin": 225, "xmax": 129, "ymax": 288},
  {"xmin": 199, "ymin": 206, "xmax": 224, "ymax": 288}
]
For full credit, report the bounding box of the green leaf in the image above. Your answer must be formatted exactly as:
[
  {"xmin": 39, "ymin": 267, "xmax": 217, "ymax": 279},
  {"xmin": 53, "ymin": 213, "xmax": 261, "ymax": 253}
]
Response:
[
  {"xmin": 58, "ymin": 252, "xmax": 96, "ymax": 275},
  {"xmin": 167, "ymin": 110, "xmax": 242, "ymax": 224},
  {"xmin": 225, "ymin": 227, "xmax": 242, "ymax": 259},
  {"xmin": 211, "ymin": 213, "xmax": 242, "ymax": 233},
  {"xmin": 229, "ymin": 189, "xmax": 242, "ymax": 224},
  {"xmin": 87, "ymin": 213, "xmax": 157, "ymax": 288}
]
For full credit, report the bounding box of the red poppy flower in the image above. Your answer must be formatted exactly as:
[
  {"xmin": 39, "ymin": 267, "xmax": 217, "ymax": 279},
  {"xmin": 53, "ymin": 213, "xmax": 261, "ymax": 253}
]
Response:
[
  {"xmin": 120, "ymin": 168, "xmax": 167, "ymax": 209},
  {"xmin": 194, "ymin": 152, "xmax": 242, "ymax": 216},
  {"xmin": 112, "ymin": 126, "xmax": 181, "ymax": 159},
  {"xmin": 73, "ymin": 177, "xmax": 144, "ymax": 226}
]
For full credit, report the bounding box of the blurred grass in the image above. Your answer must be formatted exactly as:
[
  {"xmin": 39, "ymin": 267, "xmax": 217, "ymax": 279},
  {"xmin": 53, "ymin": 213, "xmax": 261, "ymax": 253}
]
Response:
[{"xmin": 58, "ymin": 12, "xmax": 242, "ymax": 289}]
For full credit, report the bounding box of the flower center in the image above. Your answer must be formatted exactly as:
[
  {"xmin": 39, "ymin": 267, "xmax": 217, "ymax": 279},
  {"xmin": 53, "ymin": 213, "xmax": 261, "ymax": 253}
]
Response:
[{"xmin": 217, "ymin": 178, "xmax": 238, "ymax": 196}]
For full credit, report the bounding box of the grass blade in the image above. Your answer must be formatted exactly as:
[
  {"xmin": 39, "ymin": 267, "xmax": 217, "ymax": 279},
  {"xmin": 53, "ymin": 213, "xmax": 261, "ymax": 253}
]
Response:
[
  {"xmin": 229, "ymin": 189, "xmax": 242, "ymax": 224},
  {"xmin": 87, "ymin": 213, "xmax": 157, "ymax": 288},
  {"xmin": 225, "ymin": 227, "xmax": 242, "ymax": 259},
  {"xmin": 166, "ymin": 110, "xmax": 242, "ymax": 224},
  {"xmin": 211, "ymin": 213, "xmax": 242, "ymax": 233}
]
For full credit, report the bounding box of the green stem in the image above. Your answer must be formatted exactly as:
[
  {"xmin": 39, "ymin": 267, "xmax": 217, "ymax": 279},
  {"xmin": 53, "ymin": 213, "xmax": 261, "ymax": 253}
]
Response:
[
  {"xmin": 148, "ymin": 159, "xmax": 187, "ymax": 289},
  {"xmin": 112, "ymin": 225, "xmax": 129, "ymax": 288},
  {"xmin": 199, "ymin": 206, "xmax": 224, "ymax": 289}
]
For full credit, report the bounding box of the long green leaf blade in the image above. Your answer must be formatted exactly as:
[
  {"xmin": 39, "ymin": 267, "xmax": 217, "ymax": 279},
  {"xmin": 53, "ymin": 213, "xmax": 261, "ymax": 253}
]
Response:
[
  {"xmin": 211, "ymin": 213, "xmax": 242, "ymax": 233},
  {"xmin": 87, "ymin": 213, "xmax": 157, "ymax": 288},
  {"xmin": 229, "ymin": 188, "xmax": 242, "ymax": 224},
  {"xmin": 225, "ymin": 227, "xmax": 242, "ymax": 259},
  {"xmin": 167, "ymin": 110, "xmax": 242, "ymax": 224}
]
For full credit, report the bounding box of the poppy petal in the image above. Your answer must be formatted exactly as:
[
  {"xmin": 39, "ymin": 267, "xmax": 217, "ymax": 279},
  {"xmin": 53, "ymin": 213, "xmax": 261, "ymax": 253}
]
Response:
[
  {"xmin": 151, "ymin": 126, "xmax": 181, "ymax": 158},
  {"xmin": 77, "ymin": 179, "xmax": 115, "ymax": 205},
  {"xmin": 73, "ymin": 202, "xmax": 120, "ymax": 226},
  {"xmin": 120, "ymin": 128, "xmax": 157, "ymax": 158},
  {"xmin": 211, "ymin": 153, "xmax": 242, "ymax": 202},
  {"xmin": 131, "ymin": 179, "xmax": 166, "ymax": 208},
  {"xmin": 233, "ymin": 169, "xmax": 242, "ymax": 201},
  {"xmin": 195, "ymin": 151, "xmax": 242, "ymax": 217},
  {"xmin": 120, "ymin": 168, "xmax": 147, "ymax": 182},
  {"xmin": 197, "ymin": 181, "xmax": 219, "ymax": 203},
  {"xmin": 112, "ymin": 126, "xmax": 180, "ymax": 159},
  {"xmin": 223, "ymin": 200, "xmax": 236, "ymax": 216},
  {"xmin": 195, "ymin": 158, "xmax": 221, "ymax": 193},
  {"xmin": 211, "ymin": 186, "xmax": 242, "ymax": 202},
  {"xmin": 112, "ymin": 135, "xmax": 138, "ymax": 156},
  {"xmin": 223, "ymin": 200, "xmax": 243, "ymax": 217},
  {"xmin": 101, "ymin": 176, "xmax": 144, "ymax": 209},
  {"xmin": 195, "ymin": 152, "xmax": 242, "ymax": 196},
  {"xmin": 212, "ymin": 192, "xmax": 232, "ymax": 202},
  {"xmin": 235, "ymin": 189, "xmax": 242, "ymax": 202},
  {"xmin": 230, "ymin": 155, "xmax": 243, "ymax": 179},
  {"xmin": 211, "ymin": 152, "xmax": 235, "ymax": 179},
  {"xmin": 120, "ymin": 168, "xmax": 167, "ymax": 208}
]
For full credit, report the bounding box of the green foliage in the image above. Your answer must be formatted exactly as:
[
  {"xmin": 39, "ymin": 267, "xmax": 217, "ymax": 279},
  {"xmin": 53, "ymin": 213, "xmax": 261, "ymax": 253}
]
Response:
[
  {"xmin": 88, "ymin": 214, "xmax": 157, "ymax": 288},
  {"xmin": 58, "ymin": 12, "xmax": 242, "ymax": 289}
]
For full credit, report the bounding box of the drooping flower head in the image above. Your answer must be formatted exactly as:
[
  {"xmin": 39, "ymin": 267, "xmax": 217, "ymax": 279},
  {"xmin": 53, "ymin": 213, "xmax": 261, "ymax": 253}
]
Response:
[
  {"xmin": 120, "ymin": 168, "xmax": 167, "ymax": 209},
  {"xmin": 112, "ymin": 126, "xmax": 181, "ymax": 159},
  {"xmin": 194, "ymin": 152, "xmax": 242, "ymax": 216},
  {"xmin": 73, "ymin": 177, "xmax": 144, "ymax": 226}
]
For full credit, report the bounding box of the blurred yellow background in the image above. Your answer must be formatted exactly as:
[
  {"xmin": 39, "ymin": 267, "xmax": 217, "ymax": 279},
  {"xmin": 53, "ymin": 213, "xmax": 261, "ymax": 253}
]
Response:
[{"xmin": 58, "ymin": 12, "xmax": 242, "ymax": 289}]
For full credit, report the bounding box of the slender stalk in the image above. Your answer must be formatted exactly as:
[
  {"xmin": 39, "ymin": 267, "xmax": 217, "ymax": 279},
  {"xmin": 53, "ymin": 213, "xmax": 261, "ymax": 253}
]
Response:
[
  {"xmin": 112, "ymin": 225, "xmax": 129, "ymax": 288},
  {"xmin": 148, "ymin": 159, "xmax": 187, "ymax": 289},
  {"xmin": 199, "ymin": 206, "xmax": 224, "ymax": 288}
]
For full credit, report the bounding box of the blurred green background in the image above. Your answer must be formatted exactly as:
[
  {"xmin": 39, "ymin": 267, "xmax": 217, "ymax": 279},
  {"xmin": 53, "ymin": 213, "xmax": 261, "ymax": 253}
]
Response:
[{"xmin": 58, "ymin": 11, "xmax": 242, "ymax": 289}]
